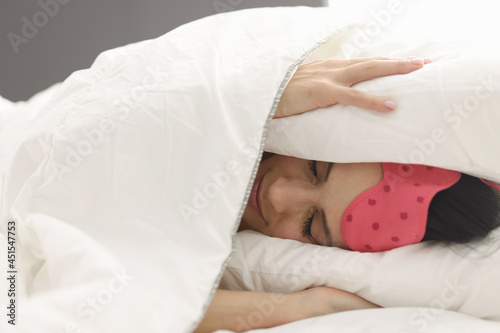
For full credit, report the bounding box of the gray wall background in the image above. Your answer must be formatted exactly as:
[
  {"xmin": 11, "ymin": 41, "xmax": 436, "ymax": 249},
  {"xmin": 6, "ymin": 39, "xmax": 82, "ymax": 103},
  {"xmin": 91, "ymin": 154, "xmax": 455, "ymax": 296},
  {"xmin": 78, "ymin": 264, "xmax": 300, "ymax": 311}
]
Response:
[{"xmin": 1, "ymin": 0, "xmax": 325, "ymax": 102}]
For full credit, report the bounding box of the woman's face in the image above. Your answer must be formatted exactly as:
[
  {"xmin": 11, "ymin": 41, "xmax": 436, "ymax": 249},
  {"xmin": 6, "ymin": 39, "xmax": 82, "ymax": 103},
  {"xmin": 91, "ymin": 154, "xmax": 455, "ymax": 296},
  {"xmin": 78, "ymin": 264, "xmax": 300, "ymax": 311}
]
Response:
[{"xmin": 239, "ymin": 154, "xmax": 383, "ymax": 248}]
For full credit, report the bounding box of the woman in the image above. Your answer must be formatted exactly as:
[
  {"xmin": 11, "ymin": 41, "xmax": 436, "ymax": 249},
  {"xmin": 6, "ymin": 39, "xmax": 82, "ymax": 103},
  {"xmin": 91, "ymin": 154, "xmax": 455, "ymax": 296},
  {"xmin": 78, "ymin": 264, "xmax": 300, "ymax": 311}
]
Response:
[
  {"xmin": 239, "ymin": 155, "xmax": 500, "ymax": 252},
  {"xmin": 195, "ymin": 56, "xmax": 500, "ymax": 332},
  {"xmin": 239, "ymin": 56, "xmax": 500, "ymax": 252}
]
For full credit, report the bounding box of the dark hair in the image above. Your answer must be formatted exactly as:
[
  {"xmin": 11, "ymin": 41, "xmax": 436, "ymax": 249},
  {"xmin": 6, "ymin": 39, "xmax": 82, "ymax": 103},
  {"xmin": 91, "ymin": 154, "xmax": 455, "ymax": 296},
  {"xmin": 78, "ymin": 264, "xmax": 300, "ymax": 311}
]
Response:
[{"xmin": 423, "ymin": 173, "xmax": 500, "ymax": 243}]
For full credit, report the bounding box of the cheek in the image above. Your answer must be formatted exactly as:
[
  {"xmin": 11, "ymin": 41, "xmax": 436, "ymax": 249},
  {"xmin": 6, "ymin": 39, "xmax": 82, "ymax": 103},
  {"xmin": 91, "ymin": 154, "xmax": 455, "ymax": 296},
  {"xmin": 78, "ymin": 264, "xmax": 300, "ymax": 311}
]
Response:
[
  {"xmin": 241, "ymin": 206, "xmax": 262, "ymax": 232},
  {"xmin": 273, "ymin": 156, "xmax": 305, "ymax": 174},
  {"xmin": 269, "ymin": 223, "xmax": 302, "ymax": 242}
]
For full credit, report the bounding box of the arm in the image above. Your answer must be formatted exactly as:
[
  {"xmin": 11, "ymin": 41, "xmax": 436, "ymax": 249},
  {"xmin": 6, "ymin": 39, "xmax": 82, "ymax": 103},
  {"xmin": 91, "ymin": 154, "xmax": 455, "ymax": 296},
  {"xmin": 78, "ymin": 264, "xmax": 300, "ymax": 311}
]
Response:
[
  {"xmin": 194, "ymin": 287, "xmax": 380, "ymax": 333},
  {"xmin": 274, "ymin": 56, "xmax": 430, "ymax": 118}
]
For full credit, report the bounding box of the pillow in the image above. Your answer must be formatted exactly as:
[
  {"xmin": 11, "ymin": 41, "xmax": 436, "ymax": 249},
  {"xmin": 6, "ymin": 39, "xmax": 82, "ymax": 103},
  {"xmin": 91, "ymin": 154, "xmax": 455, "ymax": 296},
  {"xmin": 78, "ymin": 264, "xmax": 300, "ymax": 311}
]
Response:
[
  {"xmin": 221, "ymin": 229, "xmax": 500, "ymax": 321},
  {"xmin": 265, "ymin": 30, "xmax": 500, "ymax": 184}
]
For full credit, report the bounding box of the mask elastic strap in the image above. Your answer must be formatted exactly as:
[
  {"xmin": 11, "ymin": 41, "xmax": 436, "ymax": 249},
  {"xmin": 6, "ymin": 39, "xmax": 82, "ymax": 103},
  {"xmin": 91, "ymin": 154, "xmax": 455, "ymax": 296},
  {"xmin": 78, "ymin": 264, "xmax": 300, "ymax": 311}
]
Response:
[{"xmin": 481, "ymin": 178, "xmax": 500, "ymax": 191}]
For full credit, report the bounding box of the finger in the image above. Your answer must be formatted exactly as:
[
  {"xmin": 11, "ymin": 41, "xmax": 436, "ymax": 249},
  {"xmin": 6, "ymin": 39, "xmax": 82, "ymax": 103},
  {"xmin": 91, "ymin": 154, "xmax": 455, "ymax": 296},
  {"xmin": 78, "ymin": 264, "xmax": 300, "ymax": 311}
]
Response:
[
  {"xmin": 341, "ymin": 56, "xmax": 431, "ymax": 67},
  {"xmin": 339, "ymin": 58, "xmax": 427, "ymax": 86},
  {"xmin": 333, "ymin": 85, "xmax": 397, "ymax": 113},
  {"xmin": 408, "ymin": 56, "xmax": 433, "ymax": 64},
  {"xmin": 342, "ymin": 56, "xmax": 393, "ymax": 66},
  {"xmin": 317, "ymin": 56, "xmax": 393, "ymax": 69}
]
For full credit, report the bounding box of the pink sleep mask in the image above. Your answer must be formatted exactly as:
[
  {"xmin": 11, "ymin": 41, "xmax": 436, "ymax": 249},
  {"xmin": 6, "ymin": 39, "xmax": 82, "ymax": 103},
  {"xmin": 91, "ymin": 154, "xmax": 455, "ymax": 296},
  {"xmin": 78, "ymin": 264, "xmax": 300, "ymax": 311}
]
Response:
[{"xmin": 340, "ymin": 163, "xmax": 461, "ymax": 252}]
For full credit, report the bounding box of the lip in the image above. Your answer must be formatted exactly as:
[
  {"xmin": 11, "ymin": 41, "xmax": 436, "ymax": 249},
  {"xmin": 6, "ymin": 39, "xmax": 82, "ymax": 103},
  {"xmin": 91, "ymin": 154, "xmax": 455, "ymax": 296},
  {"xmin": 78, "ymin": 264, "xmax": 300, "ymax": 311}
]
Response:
[{"xmin": 249, "ymin": 172, "xmax": 267, "ymax": 225}]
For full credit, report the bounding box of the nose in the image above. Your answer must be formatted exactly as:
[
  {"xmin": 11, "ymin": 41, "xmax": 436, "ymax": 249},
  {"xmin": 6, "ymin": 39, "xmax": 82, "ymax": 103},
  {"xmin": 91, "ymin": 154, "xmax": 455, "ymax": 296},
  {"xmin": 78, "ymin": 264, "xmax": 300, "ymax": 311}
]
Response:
[{"xmin": 267, "ymin": 176, "xmax": 316, "ymax": 216}]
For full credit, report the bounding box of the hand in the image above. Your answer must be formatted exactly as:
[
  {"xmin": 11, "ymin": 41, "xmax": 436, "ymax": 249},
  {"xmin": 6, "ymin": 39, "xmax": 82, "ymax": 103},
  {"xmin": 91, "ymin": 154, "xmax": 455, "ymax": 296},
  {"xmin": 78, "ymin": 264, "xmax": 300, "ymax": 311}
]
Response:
[{"xmin": 274, "ymin": 56, "xmax": 430, "ymax": 118}]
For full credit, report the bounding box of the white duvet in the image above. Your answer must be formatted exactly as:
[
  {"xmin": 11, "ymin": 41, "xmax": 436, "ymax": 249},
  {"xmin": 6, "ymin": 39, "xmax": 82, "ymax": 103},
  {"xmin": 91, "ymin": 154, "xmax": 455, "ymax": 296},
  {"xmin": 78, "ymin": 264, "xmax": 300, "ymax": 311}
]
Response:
[{"xmin": 1, "ymin": 4, "xmax": 500, "ymax": 333}]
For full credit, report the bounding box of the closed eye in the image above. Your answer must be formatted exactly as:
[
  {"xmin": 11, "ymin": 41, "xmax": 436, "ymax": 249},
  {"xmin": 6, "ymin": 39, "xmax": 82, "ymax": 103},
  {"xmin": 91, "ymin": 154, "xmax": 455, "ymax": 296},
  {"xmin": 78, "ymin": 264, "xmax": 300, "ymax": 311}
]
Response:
[
  {"xmin": 308, "ymin": 160, "xmax": 317, "ymax": 178},
  {"xmin": 302, "ymin": 212, "xmax": 313, "ymax": 235},
  {"xmin": 302, "ymin": 212, "xmax": 318, "ymax": 244},
  {"xmin": 302, "ymin": 160, "xmax": 318, "ymax": 243}
]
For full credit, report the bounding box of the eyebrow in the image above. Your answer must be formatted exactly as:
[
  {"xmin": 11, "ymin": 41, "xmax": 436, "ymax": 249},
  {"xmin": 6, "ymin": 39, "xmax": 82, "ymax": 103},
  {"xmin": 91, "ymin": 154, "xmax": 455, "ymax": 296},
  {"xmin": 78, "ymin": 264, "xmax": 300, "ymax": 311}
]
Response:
[
  {"xmin": 320, "ymin": 162, "xmax": 334, "ymax": 247},
  {"xmin": 321, "ymin": 209, "xmax": 333, "ymax": 247},
  {"xmin": 325, "ymin": 162, "xmax": 333, "ymax": 182}
]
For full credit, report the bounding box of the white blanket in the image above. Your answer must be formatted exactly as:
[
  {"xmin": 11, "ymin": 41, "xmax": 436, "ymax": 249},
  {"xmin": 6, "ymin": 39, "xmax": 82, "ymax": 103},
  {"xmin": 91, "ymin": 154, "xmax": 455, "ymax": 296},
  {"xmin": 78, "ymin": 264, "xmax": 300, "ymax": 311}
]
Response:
[
  {"xmin": 0, "ymin": 6, "xmax": 339, "ymax": 333},
  {"xmin": 1, "ymin": 5, "xmax": 499, "ymax": 333}
]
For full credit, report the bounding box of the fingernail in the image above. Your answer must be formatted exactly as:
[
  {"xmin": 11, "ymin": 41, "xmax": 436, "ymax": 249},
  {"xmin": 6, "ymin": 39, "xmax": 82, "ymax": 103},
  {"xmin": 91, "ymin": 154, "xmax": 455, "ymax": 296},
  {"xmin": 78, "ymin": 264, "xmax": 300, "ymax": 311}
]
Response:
[
  {"xmin": 424, "ymin": 58, "xmax": 432, "ymax": 64},
  {"xmin": 410, "ymin": 58, "xmax": 424, "ymax": 65},
  {"xmin": 384, "ymin": 100, "xmax": 397, "ymax": 110}
]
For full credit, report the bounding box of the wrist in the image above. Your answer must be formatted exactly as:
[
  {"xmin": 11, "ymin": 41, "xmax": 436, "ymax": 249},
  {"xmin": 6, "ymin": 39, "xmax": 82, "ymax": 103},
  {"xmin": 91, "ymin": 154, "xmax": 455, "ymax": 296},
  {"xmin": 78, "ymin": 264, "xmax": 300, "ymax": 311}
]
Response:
[
  {"xmin": 195, "ymin": 290, "xmax": 296, "ymax": 333},
  {"xmin": 293, "ymin": 287, "xmax": 381, "ymax": 318}
]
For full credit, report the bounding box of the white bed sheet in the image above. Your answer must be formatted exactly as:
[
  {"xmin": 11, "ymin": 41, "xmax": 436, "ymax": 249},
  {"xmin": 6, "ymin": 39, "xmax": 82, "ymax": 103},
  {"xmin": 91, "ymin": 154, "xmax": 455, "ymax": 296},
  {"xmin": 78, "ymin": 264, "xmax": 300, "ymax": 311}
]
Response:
[{"xmin": 216, "ymin": 307, "xmax": 500, "ymax": 333}]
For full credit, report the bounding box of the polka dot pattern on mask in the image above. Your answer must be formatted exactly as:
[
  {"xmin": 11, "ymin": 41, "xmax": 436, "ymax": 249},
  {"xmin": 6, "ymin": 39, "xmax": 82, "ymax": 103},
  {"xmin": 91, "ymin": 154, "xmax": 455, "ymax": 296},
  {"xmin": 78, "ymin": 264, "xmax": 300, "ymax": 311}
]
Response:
[{"xmin": 341, "ymin": 163, "xmax": 461, "ymax": 252}]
